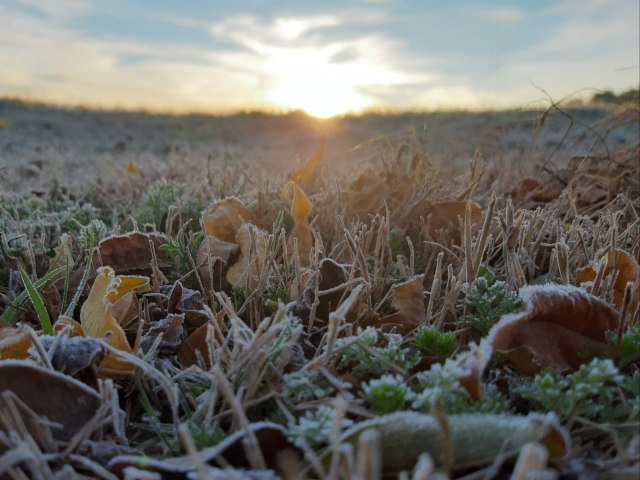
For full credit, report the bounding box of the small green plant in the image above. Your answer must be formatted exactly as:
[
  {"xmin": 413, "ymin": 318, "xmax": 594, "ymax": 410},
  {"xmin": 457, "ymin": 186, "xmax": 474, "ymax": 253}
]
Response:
[
  {"xmin": 363, "ymin": 374, "xmax": 410, "ymax": 413},
  {"xmin": 262, "ymin": 283, "xmax": 289, "ymax": 316},
  {"xmin": 411, "ymin": 359, "xmax": 509, "ymax": 414},
  {"xmin": 332, "ymin": 327, "xmax": 418, "ymax": 375},
  {"xmin": 136, "ymin": 180, "xmax": 200, "ymax": 231},
  {"xmin": 287, "ymin": 405, "xmax": 353, "ymax": 449},
  {"xmin": 458, "ymin": 276, "xmax": 522, "ymax": 336},
  {"xmin": 414, "ymin": 326, "xmax": 456, "ymax": 360},
  {"xmin": 606, "ymin": 327, "xmax": 640, "ymax": 367},
  {"xmin": 519, "ymin": 358, "xmax": 636, "ymax": 422},
  {"xmin": 282, "ymin": 370, "xmax": 335, "ymax": 402}
]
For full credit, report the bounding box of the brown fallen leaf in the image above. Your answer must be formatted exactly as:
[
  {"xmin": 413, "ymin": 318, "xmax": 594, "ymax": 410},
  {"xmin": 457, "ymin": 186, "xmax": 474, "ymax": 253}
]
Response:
[
  {"xmin": 80, "ymin": 266, "xmax": 149, "ymax": 374},
  {"xmin": 97, "ymin": 232, "xmax": 170, "ymax": 276},
  {"xmin": 378, "ymin": 274, "xmax": 425, "ymax": 334},
  {"xmin": 287, "ymin": 258, "xmax": 348, "ymax": 327},
  {"xmin": 0, "ymin": 360, "xmax": 102, "ymax": 441},
  {"xmin": 140, "ymin": 313, "xmax": 184, "ymax": 355},
  {"xmin": 456, "ymin": 284, "xmax": 618, "ymax": 399},
  {"xmin": 177, "ymin": 310, "xmax": 224, "ymax": 368},
  {"xmin": 226, "ymin": 224, "xmax": 269, "ymax": 289},
  {"xmin": 576, "ymin": 248, "xmax": 640, "ymax": 309},
  {"xmin": 202, "ymin": 198, "xmax": 260, "ymax": 242},
  {"xmin": 196, "ymin": 235, "xmax": 239, "ymax": 292},
  {"xmin": 423, "ymin": 201, "xmax": 482, "ymax": 238}
]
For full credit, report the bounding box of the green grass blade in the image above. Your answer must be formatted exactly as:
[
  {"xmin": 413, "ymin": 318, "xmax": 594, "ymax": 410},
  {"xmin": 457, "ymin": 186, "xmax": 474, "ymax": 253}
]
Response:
[
  {"xmin": 1, "ymin": 266, "xmax": 65, "ymax": 325},
  {"xmin": 18, "ymin": 265, "xmax": 53, "ymax": 335}
]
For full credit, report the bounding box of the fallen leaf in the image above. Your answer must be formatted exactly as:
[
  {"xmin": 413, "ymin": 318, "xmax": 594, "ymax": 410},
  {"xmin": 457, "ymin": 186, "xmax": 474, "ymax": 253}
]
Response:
[
  {"xmin": 176, "ymin": 311, "xmax": 224, "ymax": 368},
  {"xmin": 283, "ymin": 181, "xmax": 313, "ymax": 265},
  {"xmin": 98, "ymin": 232, "xmax": 170, "ymax": 276},
  {"xmin": 124, "ymin": 161, "xmax": 139, "ymax": 175},
  {"xmin": 196, "ymin": 235, "xmax": 239, "ymax": 292},
  {"xmin": 424, "ymin": 201, "xmax": 482, "ymax": 238},
  {"xmin": 202, "ymin": 198, "xmax": 259, "ymax": 242},
  {"xmin": 290, "ymin": 135, "xmax": 326, "ymax": 191},
  {"xmin": 80, "ymin": 266, "xmax": 149, "ymax": 374},
  {"xmin": 456, "ymin": 284, "xmax": 618, "ymax": 398},
  {"xmin": 287, "ymin": 258, "xmax": 348, "ymax": 327},
  {"xmin": 340, "ymin": 412, "xmax": 568, "ymax": 473},
  {"xmin": 378, "ymin": 274, "xmax": 425, "ymax": 334},
  {"xmin": 0, "ymin": 360, "xmax": 102, "ymax": 441},
  {"xmin": 226, "ymin": 224, "xmax": 269, "ymax": 289},
  {"xmin": 140, "ymin": 314, "xmax": 184, "ymax": 355},
  {"xmin": 576, "ymin": 249, "xmax": 639, "ymax": 309},
  {"xmin": 0, "ymin": 325, "xmax": 31, "ymax": 359}
]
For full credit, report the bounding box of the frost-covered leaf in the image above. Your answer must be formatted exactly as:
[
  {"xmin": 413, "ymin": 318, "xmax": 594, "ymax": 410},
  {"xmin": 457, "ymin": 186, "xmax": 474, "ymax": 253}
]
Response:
[
  {"xmin": 379, "ymin": 274, "xmax": 425, "ymax": 334},
  {"xmin": 80, "ymin": 266, "xmax": 149, "ymax": 374},
  {"xmin": 456, "ymin": 284, "xmax": 618, "ymax": 396},
  {"xmin": 202, "ymin": 198, "xmax": 259, "ymax": 242},
  {"xmin": 226, "ymin": 224, "xmax": 269, "ymax": 289},
  {"xmin": 98, "ymin": 231, "xmax": 170, "ymax": 276}
]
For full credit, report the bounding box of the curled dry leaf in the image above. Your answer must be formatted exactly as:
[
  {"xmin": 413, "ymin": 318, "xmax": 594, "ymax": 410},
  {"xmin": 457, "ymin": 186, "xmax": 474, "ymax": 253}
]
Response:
[
  {"xmin": 290, "ymin": 134, "xmax": 326, "ymax": 191},
  {"xmin": 378, "ymin": 274, "xmax": 425, "ymax": 334},
  {"xmin": 108, "ymin": 422, "xmax": 300, "ymax": 476},
  {"xmin": 340, "ymin": 412, "xmax": 568, "ymax": 473},
  {"xmin": 284, "ymin": 181, "xmax": 313, "ymax": 265},
  {"xmin": 576, "ymin": 248, "xmax": 639, "ymax": 309},
  {"xmin": 0, "ymin": 325, "xmax": 31, "ymax": 359},
  {"xmin": 456, "ymin": 284, "xmax": 618, "ymax": 398},
  {"xmin": 140, "ymin": 313, "xmax": 184, "ymax": 354},
  {"xmin": 226, "ymin": 224, "xmax": 269, "ymax": 289},
  {"xmin": 196, "ymin": 235, "xmax": 239, "ymax": 292},
  {"xmin": 98, "ymin": 232, "xmax": 170, "ymax": 276},
  {"xmin": 0, "ymin": 360, "xmax": 102, "ymax": 441},
  {"xmin": 80, "ymin": 266, "xmax": 149, "ymax": 374},
  {"xmin": 177, "ymin": 310, "xmax": 224, "ymax": 368},
  {"xmin": 423, "ymin": 201, "xmax": 482, "ymax": 238},
  {"xmin": 202, "ymin": 198, "xmax": 259, "ymax": 242},
  {"xmin": 287, "ymin": 258, "xmax": 348, "ymax": 327},
  {"xmin": 348, "ymin": 170, "xmax": 411, "ymax": 213}
]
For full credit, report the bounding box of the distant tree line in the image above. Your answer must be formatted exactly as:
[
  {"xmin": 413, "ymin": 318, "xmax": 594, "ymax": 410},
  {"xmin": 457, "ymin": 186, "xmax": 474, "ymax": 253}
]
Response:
[{"xmin": 591, "ymin": 88, "xmax": 639, "ymax": 105}]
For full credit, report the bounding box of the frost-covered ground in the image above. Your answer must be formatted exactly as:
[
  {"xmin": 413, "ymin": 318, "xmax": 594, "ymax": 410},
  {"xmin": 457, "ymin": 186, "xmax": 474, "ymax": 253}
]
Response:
[{"xmin": 1, "ymin": 99, "xmax": 637, "ymax": 194}]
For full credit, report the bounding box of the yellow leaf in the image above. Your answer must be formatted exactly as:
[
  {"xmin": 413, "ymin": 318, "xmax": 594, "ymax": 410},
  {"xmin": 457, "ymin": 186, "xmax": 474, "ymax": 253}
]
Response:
[
  {"xmin": 290, "ymin": 134, "xmax": 326, "ymax": 191},
  {"xmin": 0, "ymin": 118, "xmax": 10, "ymax": 129},
  {"xmin": 124, "ymin": 161, "xmax": 139, "ymax": 175},
  {"xmin": 80, "ymin": 266, "xmax": 149, "ymax": 374},
  {"xmin": 284, "ymin": 181, "xmax": 312, "ymax": 223},
  {"xmin": 202, "ymin": 198, "xmax": 259, "ymax": 242},
  {"xmin": 283, "ymin": 181, "xmax": 313, "ymax": 265},
  {"xmin": 576, "ymin": 249, "xmax": 639, "ymax": 309}
]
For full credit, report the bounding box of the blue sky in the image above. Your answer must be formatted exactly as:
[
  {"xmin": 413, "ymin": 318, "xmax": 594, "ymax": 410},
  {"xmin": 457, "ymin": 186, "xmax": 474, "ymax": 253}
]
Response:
[{"xmin": 1, "ymin": 0, "xmax": 638, "ymax": 115}]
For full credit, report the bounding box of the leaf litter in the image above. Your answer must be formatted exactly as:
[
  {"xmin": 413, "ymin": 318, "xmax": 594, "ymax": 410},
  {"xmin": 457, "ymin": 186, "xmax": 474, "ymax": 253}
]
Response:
[{"xmin": 0, "ymin": 104, "xmax": 639, "ymax": 479}]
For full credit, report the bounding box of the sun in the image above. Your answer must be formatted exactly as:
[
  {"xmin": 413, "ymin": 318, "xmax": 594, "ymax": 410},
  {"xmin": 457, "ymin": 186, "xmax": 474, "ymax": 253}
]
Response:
[{"xmin": 265, "ymin": 49, "xmax": 372, "ymax": 118}]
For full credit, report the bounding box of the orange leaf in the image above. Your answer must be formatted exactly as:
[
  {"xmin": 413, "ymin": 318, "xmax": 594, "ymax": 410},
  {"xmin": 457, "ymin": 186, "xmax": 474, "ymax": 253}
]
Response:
[
  {"xmin": 202, "ymin": 198, "xmax": 259, "ymax": 242},
  {"xmin": 0, "ymin": 326, "xmax": 31, "ymax": 359},
  {"xmin": 456, "ymin": 284, "xmax": 617, "ymax": 398},
  {"xmin": 290, "ymin": 135, "xmax": 326, "ymax": 191},
  {"xmin": 80, "ymin": 266, "xmax": 149, "ymax": 374},
  {"xmin": 576, "ymin": 249, "xmax": 639, "ymax": 309},
  {"xmin": 124, "ymin": 161, "xmax": 139, "ymax": 175}
]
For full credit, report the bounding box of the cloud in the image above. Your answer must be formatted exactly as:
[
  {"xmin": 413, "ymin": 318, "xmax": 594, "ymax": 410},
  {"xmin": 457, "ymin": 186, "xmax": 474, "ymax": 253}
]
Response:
[{"xmin": 475, "ymin": 7, "xmax": 523, "ymax": 23}]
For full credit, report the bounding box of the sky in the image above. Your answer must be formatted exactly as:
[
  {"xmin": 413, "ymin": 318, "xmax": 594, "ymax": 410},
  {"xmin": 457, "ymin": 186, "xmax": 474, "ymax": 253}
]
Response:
[{"xmin": 0, "ymin": 0, "xmax": 638, "ymax": 117}]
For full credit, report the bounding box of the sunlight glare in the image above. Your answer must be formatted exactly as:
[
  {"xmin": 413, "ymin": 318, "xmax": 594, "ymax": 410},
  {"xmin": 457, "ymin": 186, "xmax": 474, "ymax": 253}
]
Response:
[{"xmin": 266, "ymin": 48, "xmax": 374, "ymax": 118}]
